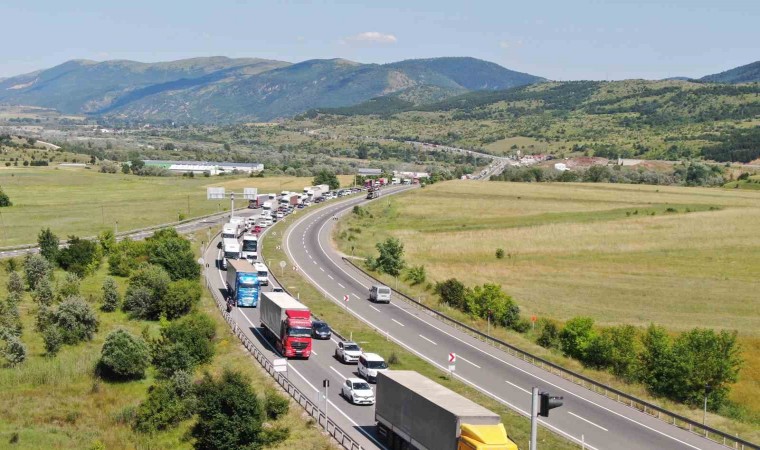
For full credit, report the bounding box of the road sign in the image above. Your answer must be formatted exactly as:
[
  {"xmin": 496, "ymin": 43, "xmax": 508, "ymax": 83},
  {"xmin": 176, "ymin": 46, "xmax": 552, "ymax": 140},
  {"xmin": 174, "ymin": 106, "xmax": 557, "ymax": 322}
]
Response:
[
  {"xmin": 448, "ymin": 352, "xmax": 456, "ymax": 364},
  {"xmin": 531, "ymin": 315, "xmax": 537, "ymax": 322},
  {"xmin": 343, "ymin": 294, "xmax": 349, "ymax": 302},
  {"xmin": 279, "ymin": 261, "xmax": 287, "ymax": 269},
  {"xmin": 243, "ymin": 187, "xmax": 258, "ymax": 199},
  {"xmin": 206, "ymin": 187, "xmax": 225, "ymax": 199},
  {"xmin": 273, "ymin": 358, "xmax": 287, "ymax": 373},
  {"xmin": 448, "ymin": 364, "xmax": 456, "ymax": 372}
]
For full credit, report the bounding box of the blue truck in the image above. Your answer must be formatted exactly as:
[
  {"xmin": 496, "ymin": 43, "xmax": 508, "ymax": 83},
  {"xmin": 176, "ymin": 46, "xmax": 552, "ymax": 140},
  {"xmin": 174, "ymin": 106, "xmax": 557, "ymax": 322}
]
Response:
[{"xmin": 226, "ymin": 259, "xmax": 259, "ymax": 307}]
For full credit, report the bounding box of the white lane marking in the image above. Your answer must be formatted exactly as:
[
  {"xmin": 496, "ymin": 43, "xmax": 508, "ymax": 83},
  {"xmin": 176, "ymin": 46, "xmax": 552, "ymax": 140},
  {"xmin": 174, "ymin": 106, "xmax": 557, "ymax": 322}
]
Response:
[
  {"xmin": 458, "ymin": 355, "xmax": 481, "ymax": 369},
  {"xmin": 313, "ymin": 260, "xmax": 317, "ymax": 265},
  {"xmin": 338, "ymin": 283, "xmax": 345, "ymax": 289},
  {"xmin": 305, "ymin": 249, "xmax": 309, "ymax": 254},
  {"xmin": 330, "ymin": 366, "xmax": 347, "ymax": 380},
  {"xmin": 312, "ymin": 350, "xmax": 318, "ymax": 356},
  {"xmin": 419, "ymin": 334, "xmax": 437, "ymax": 346},
  {"xmin": 368, "ymin": 305, "xmax": 380, "ymax": 312},
  {"xmin": 351, "ymin": 293, "xmax": 360, "ymax": 299},
  {"xmin": 320, "ymin": 267, "xmax": 325, "ymax": 272},
  {"xmin": 327, "ymin": 274, "xmax": 334, "ymax": 280},
  {"xmin": 569, "ymin": 411, "xmax": 609, "ymax": 432},
  {"xmin": 505, "ymin": 380, "xmax": 531, "ymax": 395},
  {"xmin": 391, "ymin": 319, "xmax": 405, "ymax": 327}
]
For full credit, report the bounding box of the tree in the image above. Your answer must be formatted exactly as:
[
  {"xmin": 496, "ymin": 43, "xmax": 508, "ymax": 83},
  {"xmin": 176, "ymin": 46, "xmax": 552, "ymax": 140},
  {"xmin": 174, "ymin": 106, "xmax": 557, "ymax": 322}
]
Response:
[
  {"xmin": 57, "ymin": 272, "xmax": 81, "ymax": 300},
  {"xmin": 32, "ymin": 276, "xmax": 54, "ymax": 306},
  {"xmin": 372, "ymin": 238, "xmax": 405, "ymax": 277},
  {"xmin": 6, "ymin": 272, "xmax": 24, "ymax": 295},
  {"xmin": 192, "ymin": 370, "xmax": 288, "ymax": 450},
  {"xmin": 536, "ymin": 319, "xmax": 561, "ymax": 349},
  {"xmin": 146, "ymin": 229, "xmax": 200, "ymax": 281},
  {"xmin": 123, "ymin": 264, "xmax": 171, "ymax": 320},
  {"xmin": 605, "ymin": 325, "xmax": 640, "ymax": 381},
  {"xmin": 130, "ymin": 159, "xmax": 145, "ymax": 174},
  {"xmin": 99, "ymin": 329, "xmax": 150, "ymax": 380},
  {"xmin": 134, "ymin": 375, "xmax": 195, "ymax": 432},
  {"xmin": 152, "ymin": 341, "xmax": 196, "ymax": 379},
  {"xmin": 57, "ymin": 236, "xmax": 101, "ymax": 277},
  {"xmin": 101, "ymin": 277, "xmax": 121, "ymax": 312},
  {"xmin": 98, "ymin": 230, "xmax": 117, "ymax": 255},
  {"xmin": 51, "ymin": 296, "xmax": 99, "ymax": 345},
  {"xmin": 0, "ymin": 296, "xmax": 22, "ymax": 336},
  {"xmin": 584, "ymin": 165, "xmax": 611, "ymax": 183},
  {"xmin": 121, "ymin": 163, "xmax": 131, "ymax": 174},
  {"xmin": 0, "ymin": 331, "xmax": 26, "ymax": 365},
  {"xmin": 638, "ymin": 324, "xmax": 674, "ymax": 396},
  {"xmin": 313, "ymin": 169, "xmax": 340, "ymax": 190},
  {"xmin": 465, "ymin": 283, "xmax": 521, "ymax": 328},
  {"xmin": 37, "ymin": 228, "xmax": 60, "ymax": 262},
  {"xmin": 24, "ymin": 254, "xmax": 52, "ymax": 290},
  {"xmin": 0, "ymin": 187, "xmax": 12, "ymax": 207},
  {"xmin": 160, "ymin": 280, "xmax": 202, "ymax": 320},
  {"xmin": 435, "ymin": 278, "xmax": 467, "ymax": 310},
  {"xmin": 160, "ymin": 313, "xmax": 216, "ymax": 365},
  {"xmin": 559, "ymin": 317, "xmax": 597, "ymax": 361}
]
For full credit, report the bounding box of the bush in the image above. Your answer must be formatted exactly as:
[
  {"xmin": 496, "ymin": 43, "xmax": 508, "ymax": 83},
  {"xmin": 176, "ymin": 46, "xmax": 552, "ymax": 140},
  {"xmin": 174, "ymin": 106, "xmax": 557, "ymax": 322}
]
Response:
[
  {"xmin": 0, "ymin": 187, "xmax": 12, "ymax": 207},
  {"xmin": 512, "ymin": 318, "xmax": 531, "ymax": 333},
  {"xmin": 146, "ymin": 229, "xmax": 200, "ymax": 281},
  {"xmin": 371, "ymin": 238, "xmax": 405, "ymax": 277},
  {"xmin": 99, "ymin": 329, "xmax": 150, "ymax": 380},
  {"xmin": 0, "ymin": 296, "xmax": 22, "ymax": 336},
  {"xmin": 134, "ymin": 376, "xmax": 195, "ymax": 433},
  {"xmin": 37, "ymin": 228, "xmax": 60, "ymax": 262},
  {"xmin": 161, "ymin": 313, "xmax": 216, "ymax": 365},
  {"xmin": 495, "ymin": 248, "xmax": 505, "ymax": 259},
  {"xmin": 465, "ymin": 284, "xmax": 521, "ymax": 328},
  {"xmin": 160, "ymin": 280, "xmax": 202, "ymax": 320},
  {"xmin": 57, "ymin": 272, "xmax": 81, "ymax": 300},
  {"xmin": 98, "ymin": 230, "xmax": 117, "ymax": 255},
  {"xmin": 264, "ymin": 391, "xmax": 290, "ymax": 420},
  {"xmin": 107, "ymin": 238, "xmax": 144, "ymax": 277},
  {"xmin": 536, "ymin": 319, "xmax": 560, "ymax": 349},
  {"xmin": 51, "ymin": 296, "xmax": 99, "ymax": 345},
  {"xmin": 559, "ymin": 317, "xmax": 596, "ymax": 360},
  {"xmin": 406, "ymin": 265, "xmax": 426, "ymax": 285},
  {"xmin": 6, "ymin": 272, "xmax": 24, "ymax": 294},
  {"xmin": 152, "ymin": 341, "xmax": 196, "ymax": 379},
  {"xmin": 123, "ymin": 264, "xmax": 171, "ymax": 320},
  {"xmin": 57, "ymin": 236, "xmax": 101, "ymax": 277},
  {"xmin": 101, "ymin": 277, "xmax": 121, "ymax": 312},
  {"xmin": 435, "ymin": 278, "xmax": 468, "ymax": 310},
  {"xmin": 42, "ymin": 326, "xmax": 63, "ymax": 356},
  {"xmin": 24, "ymin": 254, "xmax": 52, "ymax": 290},
  {"xmin": 122, "ymin": 286, "xmax": 154, "ymax": 320},
  {"xmin": 0, "ymin": 332, "xmax": 26, "ymax": 365},
  {"xmin": 32, "ymin": 276, "xmax": 54, "ymax": 306}
]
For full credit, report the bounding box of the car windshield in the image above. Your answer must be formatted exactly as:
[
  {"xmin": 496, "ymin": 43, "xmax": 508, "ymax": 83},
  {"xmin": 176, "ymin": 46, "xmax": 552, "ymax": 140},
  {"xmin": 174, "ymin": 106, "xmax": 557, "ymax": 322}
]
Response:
[
  {"xmin": 352, "ymin": 382, "xmax": 371, "ymax": 390},
  {"xmin": 344, "ymin": 344, "xmax": 360, "ymax": 351},
  {"xmin": 367, "ymin": 360, "xmax": 388, "ymax": 369},
  {"xmin": 287, "ymin": 327, "xmax": 312, "ymax": 337},
  {"xmin": 313, "ymin": 323, "xmax": 329, "ymax": 331},
  {"xmin": 379, "ymin": 288, "xmax": 391, "ymax": 295},
  {"xmin": 224, "ymin": 251, "xmax": 239, "ymax": 259},
  {"xmin": 243, "ymin": 240, "xmax": 257, "ymax": 251},
  {"xmin": 257, "ymin": 271, "xmax": 267, "ymax": 277},
  {"xmin": 240, "ymin": 281, "xmax": 257, "ymax": 288}
]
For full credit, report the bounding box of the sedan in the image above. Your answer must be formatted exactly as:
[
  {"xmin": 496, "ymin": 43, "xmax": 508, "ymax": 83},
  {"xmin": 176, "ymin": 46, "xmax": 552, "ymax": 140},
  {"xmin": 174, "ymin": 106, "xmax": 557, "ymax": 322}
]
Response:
[
  {"xmin": 312, "ymin": 320, "xmax": 332, "ymax": 340},
  {"xmin": 341, "ymin": 378, "xmax": 375, "ymax": 405}
]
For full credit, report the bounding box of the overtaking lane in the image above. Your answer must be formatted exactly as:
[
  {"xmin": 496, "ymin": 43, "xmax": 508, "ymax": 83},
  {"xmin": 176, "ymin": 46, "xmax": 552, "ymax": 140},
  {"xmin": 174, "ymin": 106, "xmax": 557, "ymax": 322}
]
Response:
[{"xmin": 284, "ymin": 187, "xmax": 727, "ymax": 450}]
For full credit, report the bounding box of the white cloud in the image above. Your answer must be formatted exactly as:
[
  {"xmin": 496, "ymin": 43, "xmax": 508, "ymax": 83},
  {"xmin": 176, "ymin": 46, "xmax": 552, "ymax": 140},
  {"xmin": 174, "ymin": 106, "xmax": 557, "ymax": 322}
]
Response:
[
  {"xmin": 499, "ymin": 39, "xmax": 523, "ymax": 50},
  {"xmin": 346, "ymin": 31, "xmax": 397, "ymax": 44}
]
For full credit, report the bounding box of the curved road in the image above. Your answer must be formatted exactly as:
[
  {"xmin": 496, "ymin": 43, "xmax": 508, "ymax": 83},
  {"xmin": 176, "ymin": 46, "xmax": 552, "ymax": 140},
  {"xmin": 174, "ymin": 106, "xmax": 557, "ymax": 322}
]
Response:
[{"xmin": 281, "ymin": 187, "xmax": 730, "ymax": 450}]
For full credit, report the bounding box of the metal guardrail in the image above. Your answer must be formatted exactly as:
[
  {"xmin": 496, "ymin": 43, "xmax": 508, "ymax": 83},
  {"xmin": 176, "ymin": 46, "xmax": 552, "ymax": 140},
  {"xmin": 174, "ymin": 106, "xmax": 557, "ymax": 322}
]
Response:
[
  {"xmin": 204, "ymin": 225, "xmax": 364, "ymax": 450},
  {"xmin": 342, "ymin": 258, "xmax": 758, "ymax": 450}
]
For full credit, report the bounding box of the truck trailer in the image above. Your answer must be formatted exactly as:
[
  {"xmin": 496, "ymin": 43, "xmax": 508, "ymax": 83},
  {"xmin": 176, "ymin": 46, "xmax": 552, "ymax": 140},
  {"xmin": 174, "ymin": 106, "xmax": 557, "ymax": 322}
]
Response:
[
  {"xmin": 226, "ymin": 259, "xmax": 259, "ymax": 307},
  {"xmin": 375, "ymin": 371, "xmax": 518, "ymax": 450},
  {"xmin": 260, "ymin": 292, "xmax": 312, "ymax": 358}
]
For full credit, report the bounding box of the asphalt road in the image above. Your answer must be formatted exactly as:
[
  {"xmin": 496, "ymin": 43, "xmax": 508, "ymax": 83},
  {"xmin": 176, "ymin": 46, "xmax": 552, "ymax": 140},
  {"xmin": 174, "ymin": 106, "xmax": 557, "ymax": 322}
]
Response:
[{"xmin": 280, "ymin": 187, "xmax": 729, "ymax": 450}]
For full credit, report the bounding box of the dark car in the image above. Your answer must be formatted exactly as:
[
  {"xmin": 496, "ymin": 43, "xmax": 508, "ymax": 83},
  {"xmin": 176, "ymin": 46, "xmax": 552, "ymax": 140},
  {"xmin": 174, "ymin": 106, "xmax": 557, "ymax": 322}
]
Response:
[{"xmin": 312, "ymin": 320, "xmax": 332, "ymax": 340}]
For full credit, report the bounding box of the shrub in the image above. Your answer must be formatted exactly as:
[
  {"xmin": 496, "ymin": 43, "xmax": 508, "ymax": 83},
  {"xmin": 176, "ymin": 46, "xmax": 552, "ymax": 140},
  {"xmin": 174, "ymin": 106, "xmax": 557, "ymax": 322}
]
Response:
[
  {"xmin": 0, "ymin": 297, "xmax": 22, "ymax": 336},
  {"xmin": 146, "ymin": 228, "xmax": 200, "ymax": 281},
  {"xmin": 495, "ymin": 248, "xmax": 505, "ymax": 259},
  {"xmin": 134, "ymin": 377, "xmax": 195, "ymax": 432},
  {"xmin": 371, "ymin": 238, "xmax": 405, "ymax": 277},
  {"xmin": 160, "ymin": 280, "xmax": 202, "ymax": 320},
  {"xmin": 101, "ymin": 277, "xmax": 121, "ymax": 312},
  {"xmin": 98, "ymin": 230, "xmax": 117, "ymax": 255},
  {"xmin": 0, "ymin": 187, "xmax": 12, "ymax": 207},
  {"xmin": 512, "ymin": 318, "xmax": 531, "ymax": 333},
  {"xmin": 57, "ymin": 236, "xmax": 102, "ymax": 277},
  {"xmin": 99, "ymin": 329, "xmax": 150, "ymax": 380},
  {"xmin": 161, "ymin": 313, "xmax": 216, "ymax": 365},
  {"xmin": 51, "ymin": 296, "xmax": 99, "ymax": 345},
  {"xmin": 6, "ymin": 272, "xmax": 24, "ymax": 294},
  {"xmin": 264, "ymin": 391, "xmax": 290, "ymax": 420},
  {"xmin": 435, "ymin": 278, "xmax": 467, "ymax": 310},
  {"xmin": 536, "ymin": 319, "xmax": 560, "ymax": 349},
  {"xmin": 37, "ymin": 228, "xmax": 60, "ymax": 262},
  {"xmin": 122, "ymin": 286, "xmax": 154, "ymax": 320},
  {"xmin": 0, "ymin": 332, "xmax": 26, "ymax": 365},
  {"xmin": 24, "ymin": 254, "xmax": 52, "ymax": 290},
  {"xmin": 152, "ymin": 341, "xmax": 195, "ymax": 379},
  {"xmin": 123, "ymin": 264, "xmax": 171, "ymax": 320},
  {"xmin": 559, "ymin": 317, "xmax": 596, "ymax": 360},
  {"xmin": 42, "ymin": 326, "xmax": 63, "ymax": 356},
  {"xmin": 406, "ymin": 265, "xmax": 426, "ymax": 285},
  {"xmin": 57, "ymin": 272, "xmax": 81, "ymax": 300}
]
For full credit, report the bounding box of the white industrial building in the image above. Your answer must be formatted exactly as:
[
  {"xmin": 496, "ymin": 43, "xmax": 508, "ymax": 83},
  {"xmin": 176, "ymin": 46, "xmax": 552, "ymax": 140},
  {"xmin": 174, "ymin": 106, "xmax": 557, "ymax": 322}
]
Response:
[{"xmin": 143, "ymin": 160, "xmax": 264, "ymax": 175}]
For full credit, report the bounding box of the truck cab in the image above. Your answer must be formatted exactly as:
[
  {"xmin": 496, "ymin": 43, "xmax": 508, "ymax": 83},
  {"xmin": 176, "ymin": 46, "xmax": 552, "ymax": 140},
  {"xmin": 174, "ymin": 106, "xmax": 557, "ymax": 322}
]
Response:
[
  {"xmin": 221, "ymin": 238, "xmax": 241, "ymax": 270},
  {"xmin": 221, "ymin": 223, "xmax": 237, "ymax": 240},
  {"xmin": 242, "ymin": 234, "xmax": 258, "ymax": 261},
  {"xmin": 254, "ymin": 262, "xmax": 269, "ymax": 286}
]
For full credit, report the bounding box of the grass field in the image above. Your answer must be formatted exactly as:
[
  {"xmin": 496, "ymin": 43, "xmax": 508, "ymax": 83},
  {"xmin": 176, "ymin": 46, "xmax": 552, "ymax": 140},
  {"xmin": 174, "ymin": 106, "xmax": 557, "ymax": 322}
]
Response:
[
  {"xmin": 0, "ymin": 167, "xmax": 352, "ymax": 246},
  {"xmin": 0, "ymin": 237, "xmax": 331, "ymax": 449},
  {"xmin": 335, "ymin": 180, "xmax": 760, "ymax": 427}
]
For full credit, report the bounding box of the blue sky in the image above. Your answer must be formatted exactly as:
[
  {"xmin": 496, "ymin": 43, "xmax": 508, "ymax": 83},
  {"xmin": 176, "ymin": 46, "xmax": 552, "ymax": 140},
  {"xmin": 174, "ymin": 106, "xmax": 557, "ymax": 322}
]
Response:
[{"xmin": 1, "ymin": 0, "xmax": 757, "ymax": 80}]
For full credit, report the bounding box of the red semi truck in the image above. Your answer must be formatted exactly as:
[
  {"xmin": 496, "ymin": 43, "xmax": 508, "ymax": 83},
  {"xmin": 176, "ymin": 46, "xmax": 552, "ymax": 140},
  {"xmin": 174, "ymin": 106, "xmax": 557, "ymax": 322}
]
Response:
[{"xmin": 260, "ymin": 292, "xmax": 312, "ymax": 358}]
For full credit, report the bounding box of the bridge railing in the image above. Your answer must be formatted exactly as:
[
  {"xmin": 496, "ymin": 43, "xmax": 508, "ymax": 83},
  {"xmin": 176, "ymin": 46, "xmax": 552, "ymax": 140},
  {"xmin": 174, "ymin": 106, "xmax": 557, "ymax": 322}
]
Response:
[{"xmin": 342, "ymin": 257, "xmax": 758, "ymax": 450}]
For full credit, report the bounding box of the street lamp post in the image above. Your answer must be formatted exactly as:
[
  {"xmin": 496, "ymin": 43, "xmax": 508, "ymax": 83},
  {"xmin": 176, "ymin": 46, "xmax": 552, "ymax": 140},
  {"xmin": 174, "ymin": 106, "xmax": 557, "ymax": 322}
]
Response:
[{"xmin": 703, "ymin": 384, "xmax": 711, "ymax": 427}]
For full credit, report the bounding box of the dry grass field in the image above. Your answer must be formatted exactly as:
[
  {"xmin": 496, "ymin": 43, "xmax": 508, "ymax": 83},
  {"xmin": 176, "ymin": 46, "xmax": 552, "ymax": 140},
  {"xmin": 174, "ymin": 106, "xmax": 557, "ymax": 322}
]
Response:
[
  {"xmin": 0, "ymin": 167, "xmax": 351, "ymax": 246},
  {"xmin": 336, "ymin": 180, "xmax": 760, "ymax": 420}
]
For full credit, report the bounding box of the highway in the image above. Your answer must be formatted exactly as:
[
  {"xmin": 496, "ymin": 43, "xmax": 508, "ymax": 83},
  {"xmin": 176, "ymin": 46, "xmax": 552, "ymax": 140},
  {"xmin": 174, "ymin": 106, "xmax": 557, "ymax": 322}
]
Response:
[{"xmin": 277, "ymin": 186, "xmax": 730, "ymax": 450}]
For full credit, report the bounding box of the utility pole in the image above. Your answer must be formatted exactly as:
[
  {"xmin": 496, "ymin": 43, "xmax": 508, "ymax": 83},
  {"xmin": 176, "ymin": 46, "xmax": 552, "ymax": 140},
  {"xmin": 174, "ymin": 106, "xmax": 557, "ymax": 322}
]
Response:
[
  {"xmin": 531, "ymin": 387, "xmax": 539, "ymax": 450},
  {"xmin": 703, "ymin": 384, "xmax": 711, "ymax": 427}
]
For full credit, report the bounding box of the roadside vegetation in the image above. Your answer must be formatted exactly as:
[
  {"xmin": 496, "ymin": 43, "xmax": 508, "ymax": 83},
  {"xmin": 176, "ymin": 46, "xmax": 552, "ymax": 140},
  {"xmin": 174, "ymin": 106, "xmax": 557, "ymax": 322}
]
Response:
[
  {"xmin": 0, "ymin": 226, "xmax": 329, "ymax": 449},
  {"xmin": 262, "ymin": 207, "xmax": 577, "ymax": 450},
  {"xmin": 336, "ymin": 181, "xmax": 760, "ymax": 438}
]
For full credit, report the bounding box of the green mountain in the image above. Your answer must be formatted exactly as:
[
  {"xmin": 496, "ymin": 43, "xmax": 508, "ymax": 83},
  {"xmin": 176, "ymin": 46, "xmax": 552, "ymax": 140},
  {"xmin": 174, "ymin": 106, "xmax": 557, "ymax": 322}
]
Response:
[
  {"xmin": 0, "ymin": 57, "xmax": 544, "ymax": 123},
  {"xmin": 700, "ymin": 61, "xmax": 760, "ymax": 83},
  {"xmin": 0, "ymin": 57, "xmax": 290, "ymax": 114}
]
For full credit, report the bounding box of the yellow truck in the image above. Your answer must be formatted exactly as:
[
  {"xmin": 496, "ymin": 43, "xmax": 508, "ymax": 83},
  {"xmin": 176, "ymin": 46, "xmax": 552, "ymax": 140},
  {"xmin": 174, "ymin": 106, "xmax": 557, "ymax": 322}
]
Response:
[{"xmin": 375, "ymin": 371, "xmax": 519, "ymax": 450}]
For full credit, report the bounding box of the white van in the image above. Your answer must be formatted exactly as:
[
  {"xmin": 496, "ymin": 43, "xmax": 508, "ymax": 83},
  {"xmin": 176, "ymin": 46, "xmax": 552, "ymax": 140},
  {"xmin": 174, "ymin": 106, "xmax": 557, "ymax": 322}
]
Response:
[
  {"xmin": 369, "ymin": 285, "xmax": 391, "ymax": 303},
  {"xmin": 358, "ymin": 353, "xmax": 389, "ymax": 383},
  {"xmin": 241, "ymin": 234, "xmax": 258, "ymax": 261},
  {"xmin": 262, "ymin": 201, "xmax": 273, "ymax": 212},
  {"xmin": 254, "ymin": 262, "xmax": 269, "ymax": 286},
  {"xmin": 221, "ymin": 238, "xmax": 241, "ymax": 270},
  {"xmin": 221, "ymin": 223, "xmax": 237, "ymax": 240}
]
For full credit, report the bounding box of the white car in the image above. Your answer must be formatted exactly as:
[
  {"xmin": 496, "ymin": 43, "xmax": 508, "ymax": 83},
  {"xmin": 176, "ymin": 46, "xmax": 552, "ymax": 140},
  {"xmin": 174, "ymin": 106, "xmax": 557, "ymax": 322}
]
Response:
[
  {"xmin": 276, "ymin": 211, "xmax": 284, "ymax": 219},
  {"xmin": 341, "ymin": 378, "xmax": 375, "ymax": 405},
  {"xmin": 334, "ymin": 341, "xmax": 362, "ymax": 364},
  {"xmin": 258, "ymin": 220, "xmax": 268, "ymax": 229}
]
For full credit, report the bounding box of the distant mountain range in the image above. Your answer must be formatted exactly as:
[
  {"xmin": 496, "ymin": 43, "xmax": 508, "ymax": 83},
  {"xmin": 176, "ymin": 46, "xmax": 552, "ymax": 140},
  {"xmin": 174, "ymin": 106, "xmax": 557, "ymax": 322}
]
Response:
[
  {"xmin": 0, "ymin": 56, "xmax": 544, "ymax": 123},
  {"xmin": 699, "ymin": 61, "xmax": 760, "ymax": 84}
]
